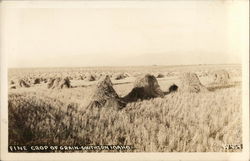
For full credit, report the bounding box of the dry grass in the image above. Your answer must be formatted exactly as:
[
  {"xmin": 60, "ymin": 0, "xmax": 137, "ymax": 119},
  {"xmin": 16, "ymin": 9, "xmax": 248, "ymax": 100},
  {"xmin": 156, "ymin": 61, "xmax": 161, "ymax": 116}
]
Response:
[{"xmin": 8, "ymin": 65, "xmax": 242, "ymax": 152}]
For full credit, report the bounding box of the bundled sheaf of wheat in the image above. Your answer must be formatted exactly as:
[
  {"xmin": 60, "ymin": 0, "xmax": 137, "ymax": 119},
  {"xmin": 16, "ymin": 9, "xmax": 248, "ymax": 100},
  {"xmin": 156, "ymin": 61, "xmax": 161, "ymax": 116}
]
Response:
[
  {"xmin": 179, "ymin": 72, "xmax": 208, "ymax": 93},
  {"xmin": 86, "ymin": 75, "xmax": 126, "ymax": 109},
  {"xmin": 122, "ymin": 74, "xmax": 164, "ymax": 103},
  {"xmin": 212, "ymin": 70, "xmax": 230, "ymax": 85}
]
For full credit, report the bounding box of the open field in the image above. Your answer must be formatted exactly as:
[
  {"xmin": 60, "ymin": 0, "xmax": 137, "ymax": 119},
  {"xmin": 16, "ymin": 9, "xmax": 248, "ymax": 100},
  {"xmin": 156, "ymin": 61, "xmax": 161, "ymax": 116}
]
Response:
[{"xmin": 8, "ymin": 64, "xmax": 242, "ymax": 152}]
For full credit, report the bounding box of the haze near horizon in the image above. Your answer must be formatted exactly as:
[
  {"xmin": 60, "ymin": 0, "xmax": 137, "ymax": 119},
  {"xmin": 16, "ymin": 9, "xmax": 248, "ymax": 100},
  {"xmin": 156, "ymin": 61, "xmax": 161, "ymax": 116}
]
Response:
[{"xmin": 1, "ymin": 1, "xmax": 247, "ymax": 68}]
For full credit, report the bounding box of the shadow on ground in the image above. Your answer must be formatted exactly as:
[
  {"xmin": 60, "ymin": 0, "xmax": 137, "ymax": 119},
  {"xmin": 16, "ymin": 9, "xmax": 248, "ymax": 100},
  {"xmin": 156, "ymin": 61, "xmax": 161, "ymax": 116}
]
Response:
[{"xmin": 206, "ymin": 81, "xmax": 241, "ymax": 92}]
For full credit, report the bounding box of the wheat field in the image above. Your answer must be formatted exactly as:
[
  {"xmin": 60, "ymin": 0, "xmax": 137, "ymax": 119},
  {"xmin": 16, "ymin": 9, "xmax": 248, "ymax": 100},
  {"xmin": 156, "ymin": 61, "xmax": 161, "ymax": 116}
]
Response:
[{"xmin": 8, "ymin": 64, "xmax": 242, "ymax": 152}]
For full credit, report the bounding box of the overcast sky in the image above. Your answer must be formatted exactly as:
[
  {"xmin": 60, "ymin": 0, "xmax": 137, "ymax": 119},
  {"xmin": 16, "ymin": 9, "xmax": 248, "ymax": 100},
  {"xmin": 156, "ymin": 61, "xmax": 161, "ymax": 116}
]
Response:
[{"xmin": 1, "ymin": 1, "xmax": 248, "ymax": 68}]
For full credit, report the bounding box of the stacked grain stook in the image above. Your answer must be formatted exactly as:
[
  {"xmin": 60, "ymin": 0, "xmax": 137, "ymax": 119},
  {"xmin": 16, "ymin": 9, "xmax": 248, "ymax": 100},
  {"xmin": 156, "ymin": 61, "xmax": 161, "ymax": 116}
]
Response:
[
  {"xmin": 87, "ymin": 75, "xmax": 126, "ymax": 109},
  {"xmin": 18, "ymin": 79, "xmax": 31, "ymax": 88},
  {"xmin": 212, "ymin": 70, "xmax": 230, "ymax": 85},
  {"xmin": 114, "ymin": 73, "xmax": 129, "ymax": 80},
  {"xmin": 47, "ymin": 77, "xmax": 71, "ymax": 89},
  {"xmin": 179, "ymin": 72, "xmax": 208, "ymax": 93},
  {"xmin": 85, "ymin": 73, "xmax": 96, "ymax": 81},
  {"xmin": 156, "ymin": 73, "xmax": 164, "ymax": 78},
  {"xmin": 122, "ymin": 74, "xmax": 164, "ymax": 102},
  {"xmin": 34, "ymin": 78, "xmax": 41, "ymax": 84}
]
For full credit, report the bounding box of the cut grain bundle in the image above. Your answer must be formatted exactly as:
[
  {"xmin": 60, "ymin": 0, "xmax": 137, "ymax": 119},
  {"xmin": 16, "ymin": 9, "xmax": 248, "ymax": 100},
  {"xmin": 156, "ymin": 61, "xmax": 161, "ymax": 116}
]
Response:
[
  {"xmin": 87, "ymin": 75, "xmax": 126, "ymax": 109},
  {"xmin": 10, "ymin": 85, "xmax": 16, "ymax": 89},
  {"xmin": 43, "ymin": 78, "xmax": 49, "ymax": 83},
  {"xmin": 9, "ymin": 80, "xmax": 16, "ymax": 89},
  {"xmin": 169, "ymin": 84, "xmax": 178, "ymax": 93},
  {"xmin": 10, "ymin": 80, "xmax": 15, "ymax": 85},
  {"xmin": 115, "ymin": 73, "xmax": 129, "ymax": 80},
  {"xmin": 179, "ymin": 72, "xmax": 208, "ymax": 93},
  {"xmin": 34, "ymin": 78, "xmax": 41, "ymax": 84},
  {"xmin": 94, "ymin": 73, "xmax": 103, "ymax": 81},
  {"xmin": 85, "ymin": 73, "xmax": 96, "ymax": 81},
  {"xmin": 78, "ymin": 74, "xmax": 86, "ymax": 80},
  {"xmin": 212, "ymin": 70, "xmax": 230, "ymax": 85},
  {"xmin": 123, "ymin": 74, "xmax": 164, "ymax": 102},
  {"xmin": 197, "ymin": 71, "xmax": 209, "ymax": 77},
  {"xmin": 18, "ymin": 79, "xmax": 31, "ymax": 88},
  {"xmin": 47, "ymin": 77, "xmax": 71, "ymax": 89},
  {"xmin": 47, "ymin": 78, "xmax": 57, "ymax": 88},
  {"xmin": 156, "ymin": 73, "xmax": 164, "ymax": 78}
]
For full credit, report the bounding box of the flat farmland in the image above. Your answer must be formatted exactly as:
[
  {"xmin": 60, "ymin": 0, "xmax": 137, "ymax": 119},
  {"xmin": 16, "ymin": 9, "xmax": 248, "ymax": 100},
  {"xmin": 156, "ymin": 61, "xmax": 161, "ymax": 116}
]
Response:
[{"xmin": 8, "ymin": 64, "xmax": 242, "ymax": 152}]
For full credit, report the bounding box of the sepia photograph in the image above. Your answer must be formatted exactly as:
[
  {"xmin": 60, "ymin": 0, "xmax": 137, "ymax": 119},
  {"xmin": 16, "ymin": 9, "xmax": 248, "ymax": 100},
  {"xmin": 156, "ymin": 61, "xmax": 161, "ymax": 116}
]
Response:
[{"xmin": 0, "ymin": 0, "xmax": 249, "ymax": 160}]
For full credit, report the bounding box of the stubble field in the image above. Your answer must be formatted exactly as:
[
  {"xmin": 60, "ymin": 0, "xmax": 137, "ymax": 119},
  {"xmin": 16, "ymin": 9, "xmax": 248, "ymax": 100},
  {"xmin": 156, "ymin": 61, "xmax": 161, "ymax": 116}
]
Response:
[{"xmin": 8, "ymin": 64, "xmax": 242, "ymax": 152}]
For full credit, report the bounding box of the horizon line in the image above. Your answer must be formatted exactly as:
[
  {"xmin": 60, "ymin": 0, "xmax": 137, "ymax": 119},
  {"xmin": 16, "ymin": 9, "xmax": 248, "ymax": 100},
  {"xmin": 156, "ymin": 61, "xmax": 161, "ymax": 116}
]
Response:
[{"xmin": 8, "ymin": 63, "xmax": 242, "ymax": 69}]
